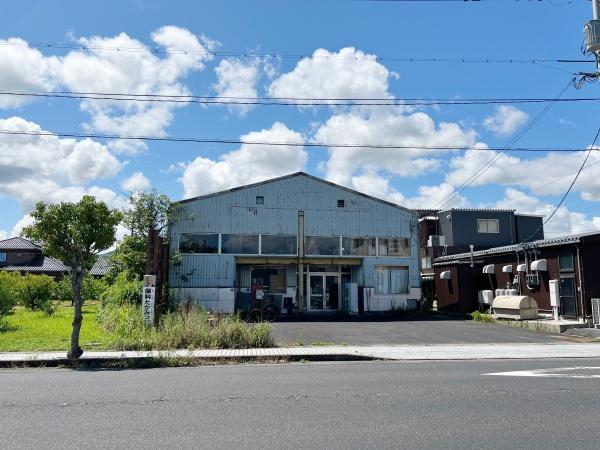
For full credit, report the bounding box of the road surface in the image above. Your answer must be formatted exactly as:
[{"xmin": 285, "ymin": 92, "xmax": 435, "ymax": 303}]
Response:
[{"xmin": 2, "ymin": 359, "xmax": 599, "ymax": 449}]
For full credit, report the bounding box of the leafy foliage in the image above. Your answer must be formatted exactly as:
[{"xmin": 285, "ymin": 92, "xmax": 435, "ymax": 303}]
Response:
[
  {"xmin": 122, "ymin": 189, "xmax": 173, "ymax": 239},
  {"xmin": 0, "ymin": 273, "xmax": 18, "ymax": 321},
  {"xmin": 100, "ymin": 272, "xmax": 143, "ymax": 306},
  {"xmin": 107, "ymin": 235, "xmax": 147, "ymax": 281},
  {"xmin": 23, "ymin": 195, "xmax": 122, "ymax": 359},
  {"xmin": 15, "ymin": 274, "xmax": 55, "ymax": 315}
]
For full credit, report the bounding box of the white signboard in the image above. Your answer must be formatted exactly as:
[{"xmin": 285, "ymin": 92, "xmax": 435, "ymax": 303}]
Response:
[{"xmin": 142, "ymin": 275, "xmax": 156, "ymax": 326}]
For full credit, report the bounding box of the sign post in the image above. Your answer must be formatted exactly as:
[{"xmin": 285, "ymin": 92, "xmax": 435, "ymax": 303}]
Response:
[{"xmin": 142, "ymin": 275, "xmax": 156, "ymax": 326}]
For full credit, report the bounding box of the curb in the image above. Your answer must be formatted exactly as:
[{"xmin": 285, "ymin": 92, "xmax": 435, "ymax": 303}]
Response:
[{"xmin": 0, "ymin": 352, "xmax": 380, "ymax": 369}]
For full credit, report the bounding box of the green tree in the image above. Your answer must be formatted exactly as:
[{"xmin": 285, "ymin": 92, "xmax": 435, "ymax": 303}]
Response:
[
  {"xmin": 108, "ymin": 235, "xmax": 147, "ymax": 281},
  {"xmin": 23, "ymin": 196, "xmax": 122, "ymax": 359},
  {"xmin": 122, "ymin": 189, "xmax": 173, "ymax": 239}
]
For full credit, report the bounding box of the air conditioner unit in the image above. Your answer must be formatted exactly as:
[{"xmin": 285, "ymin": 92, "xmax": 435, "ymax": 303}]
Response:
[
  {"xmin": 526, "ymin": 273, "xmax": 539, "ymax": 287},
  {"xmin": 592, "ymin": 298, "xmax": 600, "ymax": 329},
  {"xmin": 427, "ymin": 235, "xmax": 446, "ymax": 247}
]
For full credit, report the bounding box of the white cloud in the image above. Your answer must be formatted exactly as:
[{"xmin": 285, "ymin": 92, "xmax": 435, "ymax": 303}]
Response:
[
  {"xmin": 0, "ymin": 27, "xmax": 214, "ymax": 155},
  {"xmin": 213, "ymin": 57, "xmax": 260, "ymax": 116},
  {"xmin": 268, "ymin": 47, "xmax": 392, "ymax": 104},
  {"xmin": 121, "ymin": 172, "xmax": 151, "ymax": 192},
  {"xmin": 0, "ymin": 38, "xmax": 60, "ymax": 108},
  {"xmin": 493, "ymin": 188, "xmax": 600, "ymax": 237},
  {"xmin": 317, "ymin": 109, "xmax": 479, "ymax": 185},
  {"xmin": 0, "ymin": 116, "xmax": 123, "ymax": 211},
  {"xmin": 0, "ymin": 230, "xmax": 8, "ymax": 240},
  {"xmin": 446, "ymin": 149, "xmax": 600, "ymax": 201},
  {"xmin": 177, "ymin": 122, "xmax": 307, "ymax": 198},
  {"xmin": 483, "ymin": 105, "xmax": 528, "ymax": 137},
  {"xmin": 349, "ymin": 171, "xmax": 467, "ymax": 209}
]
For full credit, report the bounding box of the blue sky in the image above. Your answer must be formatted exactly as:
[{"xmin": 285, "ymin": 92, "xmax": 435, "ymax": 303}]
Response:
[{"xmin": 1, "ymin": 0, "xmax": 600, "ymax": 238}]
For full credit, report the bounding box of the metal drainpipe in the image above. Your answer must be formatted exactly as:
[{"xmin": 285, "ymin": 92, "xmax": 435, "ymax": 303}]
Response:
[
  {"xmin": 576, "ymin": 244, "xmax": 586, "ymax": 321},
  {"xmin": 297, "ymin": 211, "xmax": 305, "ymax": 313}
]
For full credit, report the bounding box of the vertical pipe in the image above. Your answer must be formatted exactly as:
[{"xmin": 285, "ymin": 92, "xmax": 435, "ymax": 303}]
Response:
[
  {"xmin": 576, "ymin": 244, "xmax": 586, "ymax": 321},
  {"xmin": 593, "ymin": 0, "xmax": 599, "ymax": 21},
  {"xmin": 298, "ymin": 211, "xmax": 305, "ymax": 313}
]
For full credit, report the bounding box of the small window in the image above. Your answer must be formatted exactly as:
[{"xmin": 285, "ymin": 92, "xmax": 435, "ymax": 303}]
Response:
[
  {"xmin": 0, "ymin": 252, "xmax": 6, "ymax": 263},
  {"xmin": 375, "ymin": 266, "xmax": 409, "ymax": 294},
  {"xmin": 477, "ymin": 219, "xmax": 499, "ymax": 234},
  {"xmin": 256, "ymin": 196, "xmax": 264, "ymax": 205},
  {"xmin": 378, "ymin": 238, "xmax": 411, "ymax": 257},
  {"xmin": 559, "ymin": 254, "xmax": 574, "ymax": 272},
  {"xmin": 337, "ymin": 199, "xmax": 345, "ymax": 208},
  {"xmin": 179, "ymin": 233, "xmax": 219, "ymax": 254},
  {"xmin": 421, "ymin": 256, "xmax": 432, "ymax": 269}
]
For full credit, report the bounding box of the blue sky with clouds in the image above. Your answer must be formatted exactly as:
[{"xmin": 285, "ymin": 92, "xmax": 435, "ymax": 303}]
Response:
[{"xmin": 1, "ymin": 0, "xmax": 600, "ymax": 239}]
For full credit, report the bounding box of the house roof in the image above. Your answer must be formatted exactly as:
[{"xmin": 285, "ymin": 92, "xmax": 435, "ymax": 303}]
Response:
[
  {"xmin": 2, "ymin": 256, "xmax": 69, "ymax": 273},
  {"xmin": 434, "ymin": 231, "xmax": 600, "ymax": 264},
  {"xmin": 0, "ymin": 237, "xmax": 41, "ymax": 251},
  {"xmin": 176, "ymin": 171, "xmax": 414, "ymax": 213},
  {"xmin": 90, "ymin": 255, "xmax": 112, "ymax": 276}
]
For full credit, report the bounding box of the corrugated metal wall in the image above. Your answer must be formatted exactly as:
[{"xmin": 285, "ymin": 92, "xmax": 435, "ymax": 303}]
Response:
[{"xmin": 170, "ymin": 173, "xmax": 419, "ymax": 290}]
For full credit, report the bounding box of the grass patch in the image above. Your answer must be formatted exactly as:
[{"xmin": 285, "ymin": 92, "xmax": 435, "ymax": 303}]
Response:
[
  {"xmin": 0, "ymin": 302, "xmax": 108, "ymax": 352},
  {"xmin": 470, "ymin": 310, "xmax": 496, "ymax": 323}
]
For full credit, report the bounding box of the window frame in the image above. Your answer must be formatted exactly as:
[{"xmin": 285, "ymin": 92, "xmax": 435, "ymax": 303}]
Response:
[
  {"xmin": 179, "ymin": 233, "xmax": 220, "ymax": 254},
  {"xmin": 305, "ymin": 236, "xmax": 341, "ymax": 256},
  {"xmin": 341, "ymin": 237, "xmax": 376, "ymax": 257},
  {"xmin": 476, "ymin": 218, "xmax": 500, "ymax": 234},
  {"xmin": 558, "ymin": 253, "xmax": 574, "ymax": 272},
  {"xmin": 260, "ymin": 235, "xmax": 298, "ymax": 256},
  {"xmin": 220, "ymin": 234, "xmax": 260, "ymax": 255},
  {"xmin": 374, "ymin": 266, "xmax": 410, "ymax": 295},
  {"xmin": 377, "ymin": 237, "xmax": 411, "ymax": 257}
]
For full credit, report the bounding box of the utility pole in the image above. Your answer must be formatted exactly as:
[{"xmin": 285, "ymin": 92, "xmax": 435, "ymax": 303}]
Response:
[{"xmin": 585, "ymin": 0, "xmax": 600, "ymax": 73}]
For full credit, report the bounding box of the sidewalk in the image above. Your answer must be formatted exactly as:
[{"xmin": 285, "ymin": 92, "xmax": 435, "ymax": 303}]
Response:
[{"xmin": 2, "ymin": 342, "xmax": 600, "ymax": 366}]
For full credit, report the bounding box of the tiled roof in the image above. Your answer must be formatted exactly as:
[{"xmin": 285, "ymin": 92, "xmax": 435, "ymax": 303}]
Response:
[
  {"xmin": 90, "ymin": 256, "xmax": 112, "ymax": 276},
  {"xmin": 434, "ymin": 231, "xmax": 600, "ymax": 264},
  {"xmin": 2, "ymin": 256, "xmax": 69, "ymax": 274},
  {"xmin": 0, "ymin": 237, "xmax": 41, "ymax": 251}
]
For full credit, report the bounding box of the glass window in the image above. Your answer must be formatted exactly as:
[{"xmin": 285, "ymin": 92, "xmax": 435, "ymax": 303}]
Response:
[
  {"xmin": 261, "ymin": 235, "xmax": 297, "ymax": 255},
  {"xmin": 0, "ymin": 252, "xmax": 6, "ymax": 263},
  {"xmin": 477, "ymin": 219, "xmax": 500, "ymax": 233},
  {"xmin": 256, "ymin": 196, "xmax": 264, "ymax": 205},
  {"xmin": 559, "ymin": 254, "xmax": 574, "ymax": 272},
  {"xmin": 221, "ymin": 234, "xmax": 259, "ymax": 254},
  {"xmin": 375, "ymin": 266, "xmax": 409, "ymax": 295},
  {"xmin": 179, "ymin": 233, "xmax": 219, "ymax": 254},
  {"xmin": 342, "ymin": 237, "xmax": 376, "ymax": 256},
  {"xmin": 378, "ymin": 238, "xmax": 411, "ymax": 257},
  {"xmin": 305, "ymin": 237, "xmax": 340, "ymax": 256},
  {"xmin": 421, "ymin": 256, "xmax": 432, "ymax": 269}
]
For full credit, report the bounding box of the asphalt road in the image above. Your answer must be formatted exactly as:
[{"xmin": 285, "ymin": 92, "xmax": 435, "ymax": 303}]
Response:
[
  {"xmin": 271, "ymin": 316, "xmax": 562, "ymax": 346},
  {"xmin": 2, "ymin": 359, "xmax": 599, "ymax": 449}
]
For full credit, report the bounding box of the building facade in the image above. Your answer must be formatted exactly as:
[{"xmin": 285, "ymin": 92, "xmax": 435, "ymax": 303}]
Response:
[
  {"xmin": 0, "ymin": 237, "xmax": 68, "ymax": 278},
  {"xmin": 169, "ymin": 172, "xmax": 421, "ymax": 314},
  {"xmin": 432, "ymin": 232, "xmax": 600, "ymax": 320}
]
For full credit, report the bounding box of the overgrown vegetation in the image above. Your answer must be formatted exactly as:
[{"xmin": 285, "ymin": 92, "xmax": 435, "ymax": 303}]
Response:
[
  {"xmin": 0, "ymin": 278, "xmax": 17, "ymax": 323},
  {"xmin": 100, "ymin": 273, "xmax": 143, "ymax": 306},
  {"xmin": 0, "ymin": 272, "xmax": 55, "ymax": 316},
  {"xmin": 470, "ymin": 310, "xmax": 496, "ymax": 323},
  {"xmin": 97, "ymin": 304, "xmax": 274, "ymax": 350}
]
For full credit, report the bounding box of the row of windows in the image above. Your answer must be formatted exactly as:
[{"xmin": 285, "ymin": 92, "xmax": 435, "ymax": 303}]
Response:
[{"xmin": 179, "ymin": 234, "xmax": 411, "ymax": 257}]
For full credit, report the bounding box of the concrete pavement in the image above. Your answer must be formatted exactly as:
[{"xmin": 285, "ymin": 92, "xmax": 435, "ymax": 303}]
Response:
[
  {"xmin": 3, "ymin": 342, "xmax": 600, "ymax": 366},
  {"xmin": 2, "ymin": 359, "xmax": 600, "ymax": 449}
]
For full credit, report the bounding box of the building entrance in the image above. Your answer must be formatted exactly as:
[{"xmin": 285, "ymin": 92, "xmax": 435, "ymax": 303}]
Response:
[{"xmin": 308, "ymin": 273, "xmax": 340, "ymax": 311}]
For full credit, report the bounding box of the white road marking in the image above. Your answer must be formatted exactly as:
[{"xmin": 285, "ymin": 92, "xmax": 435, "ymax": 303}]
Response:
[{"xmin": 484, "ymin": 366, "xmax": 600, "ymax": 379}]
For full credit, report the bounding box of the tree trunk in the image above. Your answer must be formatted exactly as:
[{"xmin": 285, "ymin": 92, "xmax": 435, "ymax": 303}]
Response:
[{"xmin": 68, "ymin": 262, "xmax": 85, "ymax": 360}]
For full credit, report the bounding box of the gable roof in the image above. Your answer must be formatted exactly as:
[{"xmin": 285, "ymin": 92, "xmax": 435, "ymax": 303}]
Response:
[
  {"xmin": 2, "ymin": 256, "xmax": 69, "ymax": 273},
  {"xmin": 176, "ymin": 172, "xmax": 413, "ymax": 213},
  {"xmin": 90, "ymin": 255, "xmax": 112, "ymax": 276},
  {"xmin": 434, "ymin": 230, "xmax": 600, "ymax": 264},
  {"xmin": 0, "ymin": 237, "xmax": 41, "ymax": 251}
]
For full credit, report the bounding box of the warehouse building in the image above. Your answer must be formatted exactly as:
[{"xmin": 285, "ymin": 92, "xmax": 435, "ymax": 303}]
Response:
[{"xmin": 168, "ymin": 172, "xmax": 421, "ymax": 314}]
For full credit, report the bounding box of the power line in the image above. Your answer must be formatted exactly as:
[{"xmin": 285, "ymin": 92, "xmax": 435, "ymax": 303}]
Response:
[
  {"xmin": 0, "ymin": 129, "xmax": 595, "ymax": 152},
  {"xmin": 542, "ymin": 126, "xmax": 600, "ymax": 225},
  {"xmin": 0, "ymin": 40, "xmax": 589, "ymax": 66},
  {"xmin": 1, "ymin": 90, "xmax": 599, "ymax": 106},
  {"xmin": 428, "ymin": 80, "xmax": 573, "ymax": 212}
]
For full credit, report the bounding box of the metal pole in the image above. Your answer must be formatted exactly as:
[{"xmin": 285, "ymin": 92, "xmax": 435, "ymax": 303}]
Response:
[
  {"xmin": 298, "ymin": 211, "xmax": 305, "ymax": 313},
  {"xmin": 594, "ymin": 0, "xmax": 600, "ymax": 20}
]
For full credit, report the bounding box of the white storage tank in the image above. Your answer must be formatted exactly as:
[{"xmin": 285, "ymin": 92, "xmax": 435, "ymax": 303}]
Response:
[{"xmin": 492, "ymin": 295, "xmax": 538, "ymax": 320}]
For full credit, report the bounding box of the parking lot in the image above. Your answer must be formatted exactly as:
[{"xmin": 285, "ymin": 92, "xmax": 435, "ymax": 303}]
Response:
[{"xmin": 271, "ymin": 315, "xmax": 564, "ymax": 346}]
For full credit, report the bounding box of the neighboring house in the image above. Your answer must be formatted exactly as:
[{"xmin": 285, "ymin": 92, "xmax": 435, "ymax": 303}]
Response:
[
  {"xmin": 0, "ymin": 237, "xmax": 113, "ymax": 279},
  {"xmin": 169, "ymin": 172, "xmax": 421, "ymax": 314},
  {"xmin": 432, "ymin": 231, "xmax": 600, "ymax": 320},
  {"xmin": 415, "ymin": 209, "xmax": 544, "ymax": 304},
  {"xmin": 0, "ymin": 237, "xmax": 68, "ymax": 278}
]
